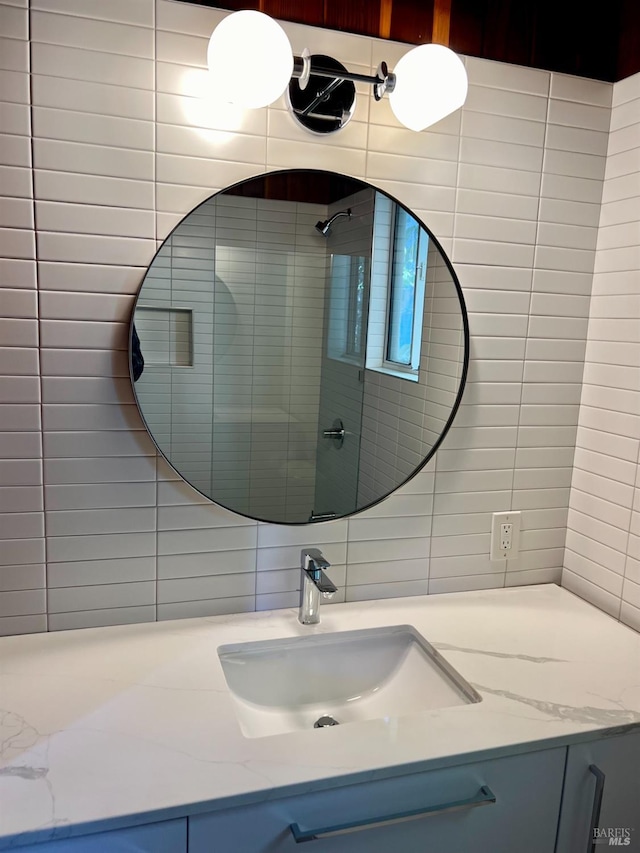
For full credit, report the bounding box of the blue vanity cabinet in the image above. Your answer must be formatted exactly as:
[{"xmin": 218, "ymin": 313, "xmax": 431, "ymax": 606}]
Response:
[
  {"xmin": 10, "ymin": 819, "xmax": 187, "ymax": 853},
  {"xmin": 10, "ymin": 733, "xmax": 639, "ymax": 852},
  {"xmin": 556, "ymin": 730, "xmax": 640, "ymax": 852},
  {"xmin": 188, "ymin": 747, "xmax": 566, "ymax": 853}
]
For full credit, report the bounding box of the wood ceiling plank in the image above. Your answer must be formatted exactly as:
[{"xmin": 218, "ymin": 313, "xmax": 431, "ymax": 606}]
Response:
[
  {"xmin": 389, "ymin": 0, "xmax": 433, "ymax": 45},
  {"xmin": 264, "ymin": 0, "xmax": 325, "ymax": 27},
  {"xmin": 449, "ymin": 0, "xmax": 485, "ymax": 58},
  {"xmin": 532, "ymin": 0, "xmax": 618, "ymax": 81},
  {"xmin": 432, "ymin": 0, "xmax": 451, "ymax": 45},
  {"xmin": 379, "ymin": 0, "xmax": 393, "ymax": 39},
  {"xmin": 323, "ymin": 0, "xmax": 381, "ymax": 37},
  {"xmin": 196, "ymin": 0, "xmax": 259, "ymax": 10},
  {"xmin": 617, "ymin": 0, "xmax": 640, "ymax": 79}
]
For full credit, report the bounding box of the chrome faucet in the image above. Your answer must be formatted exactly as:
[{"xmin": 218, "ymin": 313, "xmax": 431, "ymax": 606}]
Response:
[{"xmin": 299, "ymin": 548, "xmax": 337, "ymax": 625}]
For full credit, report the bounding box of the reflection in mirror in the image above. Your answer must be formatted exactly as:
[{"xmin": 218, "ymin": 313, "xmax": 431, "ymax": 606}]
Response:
[{"xmin": 131, "ymin": 170, "xmax": 468, "ymax": 525}]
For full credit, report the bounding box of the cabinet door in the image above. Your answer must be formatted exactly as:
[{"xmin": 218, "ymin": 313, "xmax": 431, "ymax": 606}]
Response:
[
  {"xmin": 13, "ymin": 818, "xmax": 187, "ymax": 853},
  {"xmin": 189, "ymin": 747, "xmax": 565, "ymax": 853},
  {"xmin": 556, "ymin": 731, "xmax": 640, "ymax": 853}
]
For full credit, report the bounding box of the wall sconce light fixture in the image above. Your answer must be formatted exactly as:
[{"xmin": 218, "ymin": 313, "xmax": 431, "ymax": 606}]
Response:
[{"xmin": 207, "ymin": 10, "xmax": 468, "ymax": 134}]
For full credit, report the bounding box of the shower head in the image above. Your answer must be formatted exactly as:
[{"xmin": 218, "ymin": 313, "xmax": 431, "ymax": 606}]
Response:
[{"xmin": 315, "ymin": 208, "xmax": 352, "ymax": 237}]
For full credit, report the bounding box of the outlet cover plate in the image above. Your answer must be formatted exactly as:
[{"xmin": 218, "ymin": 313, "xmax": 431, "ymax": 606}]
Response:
[{"xmin": 490, "ymin": 511, "xmax": 521, "ymax": 560}]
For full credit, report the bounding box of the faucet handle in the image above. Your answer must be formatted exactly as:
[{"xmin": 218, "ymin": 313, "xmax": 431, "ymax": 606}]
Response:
[
  {"xmin": 301, "ymin": 548, "xmax": 336, "ymax": 596},
  {"xmin": 312, "ymin": 568, "xmax": 337, "ymax": 598},
  {"xmin": 301, "ymin": 547, "xmax": 330, "ymax": 570}
]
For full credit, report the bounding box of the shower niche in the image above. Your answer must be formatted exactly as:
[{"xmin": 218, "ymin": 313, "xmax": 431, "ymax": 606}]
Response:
[{"xmin": 130, "ymin": 169, "xmax": 468, "ymax": 525}]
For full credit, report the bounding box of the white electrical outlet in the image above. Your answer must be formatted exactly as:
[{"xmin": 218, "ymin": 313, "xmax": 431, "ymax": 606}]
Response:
[{"xmin": 490, "ymin": 511, "xmax": 521, "ymax": 560}]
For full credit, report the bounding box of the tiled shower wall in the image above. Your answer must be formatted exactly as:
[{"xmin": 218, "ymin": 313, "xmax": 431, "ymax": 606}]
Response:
[
  {"xmin": 360, "ymin": 238, "xmax": 464, "ymax": 506},
  {"xmin": 134, "ymin": 193, "xmax": 328, "ymax": 523},
  {"xmin": 563, "ymin": 71, "xmax": 640, "ymax": 633},
  {"xmin": 0, "ymin": 0, "xmax": 615, "ymax": 634}
]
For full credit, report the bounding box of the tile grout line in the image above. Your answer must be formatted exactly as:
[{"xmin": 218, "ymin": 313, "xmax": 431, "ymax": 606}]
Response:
[
  {"xmin": 27, "ymin": 0, "xmax": 49, "ymax": 632},
  {"xmin": 513, "ymin": 70, "xmax": 554, "ymax": 590}
]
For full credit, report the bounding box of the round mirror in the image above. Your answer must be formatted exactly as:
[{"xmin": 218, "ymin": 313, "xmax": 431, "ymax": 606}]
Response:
[{"xmin": 130, "ymin": 169, "xmax": 468, "ymax": 525}]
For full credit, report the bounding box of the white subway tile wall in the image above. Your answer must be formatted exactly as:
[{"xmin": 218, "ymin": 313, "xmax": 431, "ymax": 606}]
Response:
[
  {"xmin": 0, "ymin": 0, "xmax": 632, "ymax": 634},
  {"xmin": 563, "ymin": 71, "xmax": 640, "ymax": 632}
]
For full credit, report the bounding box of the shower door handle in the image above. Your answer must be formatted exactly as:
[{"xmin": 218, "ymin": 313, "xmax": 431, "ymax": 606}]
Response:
[
  {"xmin": 323, "ymin": 426, "xmax": 345, "ymax": 439},
  {"xmin": 322, "ymin": 419, "xmax": 345, "ymax": 446}
]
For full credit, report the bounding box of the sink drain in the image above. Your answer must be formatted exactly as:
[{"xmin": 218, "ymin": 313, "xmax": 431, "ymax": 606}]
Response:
[{"xmin": 314, "ymin": 715, "xmax": 339, "ymax": 728}]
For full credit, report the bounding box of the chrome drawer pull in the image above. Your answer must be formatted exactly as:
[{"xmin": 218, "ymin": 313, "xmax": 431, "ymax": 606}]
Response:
[
  {"xmin": 587, "ymin": 764, "xmax": 606, "ymax": 853},
  {"xmin": 289, "ymin": 784, "xmax": 496, "ymax": 843}
]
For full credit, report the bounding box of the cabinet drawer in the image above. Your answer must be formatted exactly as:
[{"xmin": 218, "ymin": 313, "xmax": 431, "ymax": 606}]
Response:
[
  {"xmin": 556, "ymin": 731, "xmax": 640, "ymax": 853},
  {"xmin": 13, "ymin": 818, "xmax": 187, "ymax": 853},
  {"xmin": 189, "ymin": 748, "xmax": 565, "ymax": 853}
]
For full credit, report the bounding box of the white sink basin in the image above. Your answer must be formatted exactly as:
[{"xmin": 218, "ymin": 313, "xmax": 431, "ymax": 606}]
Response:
[{"xmin": 218, "ymin": 625, "xmax": 481, "ymax": 738}]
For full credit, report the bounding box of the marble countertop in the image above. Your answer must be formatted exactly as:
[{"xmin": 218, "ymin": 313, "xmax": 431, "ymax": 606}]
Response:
[{"xmin": 1, "ymin": 583, "xmax": 640, "ymax": 849}]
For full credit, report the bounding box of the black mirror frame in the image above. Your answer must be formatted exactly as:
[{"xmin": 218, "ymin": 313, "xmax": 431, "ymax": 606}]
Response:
[{"xmin": 128, "ymin": 168, "xmax": 470, "ymax": 525}]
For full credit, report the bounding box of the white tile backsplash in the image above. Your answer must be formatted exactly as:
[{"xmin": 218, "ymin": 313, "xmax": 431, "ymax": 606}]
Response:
[
  {"xmin": 31, "ymin": 42, "xmax": 154, "ymax": 89},
  {"xmin": 0, "ymin": 1, "xmax": 637, "ymax": 634},
  {"xmin": 33, "ymin": 107, "xmax": 154, "ymax": 152},
  {"xmin": 30, "ymin": 10, "xmax": 154, "ymax": 57},
  {"xmin": 47, "ymin": 604, "xmax": 155, "ymax": 631}
]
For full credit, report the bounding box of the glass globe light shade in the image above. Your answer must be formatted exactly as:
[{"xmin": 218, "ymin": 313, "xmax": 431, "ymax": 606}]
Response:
[
  {"xmin": 388, "ymin": 44, "xmax": 468, "ymax": 132},
  {"xmin": 207, "ymin": 11, "xmax": 293, "ymax": 109}
]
